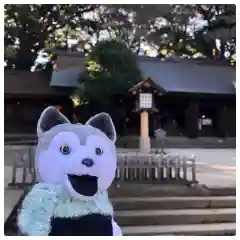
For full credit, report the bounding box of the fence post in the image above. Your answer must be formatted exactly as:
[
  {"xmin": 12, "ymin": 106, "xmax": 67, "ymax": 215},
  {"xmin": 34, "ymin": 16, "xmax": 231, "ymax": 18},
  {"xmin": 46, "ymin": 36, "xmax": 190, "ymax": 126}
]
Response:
[
  {"xmin": 139, "ymin": 157, "xmax": 144, "ymax": 181},
  {"xmin": 133, "ymin": 156, "xmax": 138, "ymax": 180},
  {"xmin": 182, "ymin": 157, "xmax": 187, "ymax": 181},
  {"xmin": 137, "ymin": 157, "xmax": 140, "ymax": 181},
  {"xmin": 152, "ymin": 156, "xmax": 157, "ymax": 180},
  {"xmin": 169, "ymin": 156, "xmax": 173, "ymax": 180},
  {"xmin": 11, "ymin": 157, "xmax": 17, "ymax": 186},
  {"xmin": 165, "ymin": 156, "xmax": 169, "ymax": 180},
  {"xmin": 191, "ymin": 154, "xmax": 196, "ymax": 183},
  {"xmin": 28, "ymin": 146, "xmax": 32, "ymax": 174},
  {"xmin": 124, "ymin": 156, "xmax": 129, "ymax": 181},
  {"xmin": 159, "ymin": 156, "xmax": 164, "ymax": 180},
  {"xmin": 175, "ymin": 155, "xmax": 180, "ymax": 180},
  {"xmin": 116, "ymin": 155, "xmax": 123, "ymax": 180},
  {"xmin": 116, "ymin": 157, "xmax": 120, "ymax": 180}
]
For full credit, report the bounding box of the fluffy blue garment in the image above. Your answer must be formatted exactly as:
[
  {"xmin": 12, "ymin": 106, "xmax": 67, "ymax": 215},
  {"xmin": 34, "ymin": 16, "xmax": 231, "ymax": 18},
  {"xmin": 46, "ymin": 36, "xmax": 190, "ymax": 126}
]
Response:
[{"xmin": 17, "ymin": 183, "xmax": 113, "ymax": 236}]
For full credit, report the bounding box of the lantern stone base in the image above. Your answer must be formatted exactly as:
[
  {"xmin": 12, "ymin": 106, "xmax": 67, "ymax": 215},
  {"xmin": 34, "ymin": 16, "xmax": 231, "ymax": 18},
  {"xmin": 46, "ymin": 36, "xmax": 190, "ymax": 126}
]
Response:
[{"xmin": 139, "ymin": 136, "xmax": 150, "ymax": 154}]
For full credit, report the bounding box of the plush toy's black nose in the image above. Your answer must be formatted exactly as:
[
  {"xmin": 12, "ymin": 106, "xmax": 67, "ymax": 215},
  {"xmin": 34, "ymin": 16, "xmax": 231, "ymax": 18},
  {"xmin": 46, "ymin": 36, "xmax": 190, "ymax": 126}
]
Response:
[{"xmin": 82, "ymin": 158, "xmax": 94, "ymax": 167}]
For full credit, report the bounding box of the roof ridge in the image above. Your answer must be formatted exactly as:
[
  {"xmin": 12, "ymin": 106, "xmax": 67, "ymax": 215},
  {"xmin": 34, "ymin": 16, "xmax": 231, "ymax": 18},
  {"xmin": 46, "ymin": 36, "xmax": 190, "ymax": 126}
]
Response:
[{"xmin": 49, "ymin": 49, "xmax": 232, "ymax": 67}]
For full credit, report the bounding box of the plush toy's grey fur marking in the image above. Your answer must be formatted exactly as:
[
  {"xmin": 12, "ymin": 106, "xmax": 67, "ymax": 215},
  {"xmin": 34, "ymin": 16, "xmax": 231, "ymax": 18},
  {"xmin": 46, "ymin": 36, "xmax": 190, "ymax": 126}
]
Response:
[
  {"xmin": 37, "ymin": 107, "xmax": 70, "ymax": 138},
  {"xmin": 37, "ymin": 107, "xmax": 116, "ymax": 143},
  {"xmin": 86, "ymin": 113, "xmax": 117, "ymax": 143}
]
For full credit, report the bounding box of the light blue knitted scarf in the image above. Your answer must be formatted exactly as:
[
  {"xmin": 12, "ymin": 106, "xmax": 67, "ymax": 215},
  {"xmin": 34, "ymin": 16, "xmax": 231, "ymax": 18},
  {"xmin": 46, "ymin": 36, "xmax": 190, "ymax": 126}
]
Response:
[{"xmin": 17, "ymin": 183, "xmax": 113, "ymax": 236}]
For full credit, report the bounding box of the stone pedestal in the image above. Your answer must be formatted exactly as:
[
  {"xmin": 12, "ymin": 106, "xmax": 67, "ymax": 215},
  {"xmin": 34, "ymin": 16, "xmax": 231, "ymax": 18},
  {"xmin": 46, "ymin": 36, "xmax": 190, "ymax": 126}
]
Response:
[
  {"xmin": 140, "ymin": 136, "xmax": 150, "ymax": 154},
  {"xmin": 140, "ymin": 110, "xmax": 150, "ymax": 153}
]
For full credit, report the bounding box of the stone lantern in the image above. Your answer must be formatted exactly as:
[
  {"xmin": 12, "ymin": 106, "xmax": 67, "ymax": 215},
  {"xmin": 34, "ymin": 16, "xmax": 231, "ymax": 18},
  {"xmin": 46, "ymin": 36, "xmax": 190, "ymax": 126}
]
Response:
[{"xmin": 129, "ymin": 78, "xmax": 163, "ymax": 153}]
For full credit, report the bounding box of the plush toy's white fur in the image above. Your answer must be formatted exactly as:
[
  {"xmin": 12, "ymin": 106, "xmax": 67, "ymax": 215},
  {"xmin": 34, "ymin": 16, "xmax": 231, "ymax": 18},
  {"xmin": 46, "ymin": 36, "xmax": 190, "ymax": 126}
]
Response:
[
  {"xmin": 36, "ymin": 129, "xmax": 116, "ymax": 199},
  {"xmin": 18, "ymin": 106, "xmax": 122, "ymax": 236}
]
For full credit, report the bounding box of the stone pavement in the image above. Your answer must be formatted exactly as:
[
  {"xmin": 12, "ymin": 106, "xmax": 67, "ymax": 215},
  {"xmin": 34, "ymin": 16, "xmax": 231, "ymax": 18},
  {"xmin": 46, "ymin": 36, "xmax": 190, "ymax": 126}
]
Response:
[{"xmin": 5, "ymin": 134, "xmax": 236, "ymax": 148}]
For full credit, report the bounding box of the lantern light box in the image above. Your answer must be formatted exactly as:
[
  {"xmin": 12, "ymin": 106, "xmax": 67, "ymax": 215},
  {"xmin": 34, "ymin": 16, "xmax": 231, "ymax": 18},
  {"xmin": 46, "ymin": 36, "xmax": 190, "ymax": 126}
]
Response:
[{"xmin": 139, "ymin": 93, "xmax": 153, "ymax": 109}]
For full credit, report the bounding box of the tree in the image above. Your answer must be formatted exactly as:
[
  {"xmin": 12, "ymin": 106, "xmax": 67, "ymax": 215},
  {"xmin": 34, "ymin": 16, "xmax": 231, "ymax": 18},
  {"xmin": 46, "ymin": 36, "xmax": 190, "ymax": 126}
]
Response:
[
  {"xmin": 106, "ymin": 4, "xmax": 174, "ymax": 54},
  {"xmin": 4, "ymin": 4, "xmax": 99, "ymax": 69},
  {"xmin": 112, "ymin": 4, "xmax": 236, "ymax": 61},
  {"xmin": 192, "ymin": 4, "xmax": 236, "ymax": 60},
  {"xmin": 79, "ymin": 39, "xmax": 142, "ymax": 125},
  {"xmin": 5, "ymin": 4, "xmax": 235, "ymax": 70}
]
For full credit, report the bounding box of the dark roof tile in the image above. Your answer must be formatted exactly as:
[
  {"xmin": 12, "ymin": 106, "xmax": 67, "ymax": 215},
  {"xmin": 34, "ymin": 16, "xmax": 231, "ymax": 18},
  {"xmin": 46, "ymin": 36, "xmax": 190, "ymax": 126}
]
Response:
[
  {"xmin": 4, "ymin": 70, "xmax": 68, "ymax": 96},
  {"xmin": 139, "ymin": 59, "xmax": 235, "ymax": 94}
]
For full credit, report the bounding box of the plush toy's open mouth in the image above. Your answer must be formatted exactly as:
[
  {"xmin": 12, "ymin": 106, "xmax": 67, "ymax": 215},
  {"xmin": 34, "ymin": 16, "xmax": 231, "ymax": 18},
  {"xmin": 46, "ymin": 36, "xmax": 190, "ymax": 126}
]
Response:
[{"xmin": 67, "ymin": 174, "xmax": 98, "ymax": 196}]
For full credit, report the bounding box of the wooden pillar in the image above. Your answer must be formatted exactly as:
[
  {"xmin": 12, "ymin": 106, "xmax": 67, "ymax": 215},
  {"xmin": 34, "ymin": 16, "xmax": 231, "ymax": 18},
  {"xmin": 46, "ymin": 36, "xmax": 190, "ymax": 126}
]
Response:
[
  {"xmin": 216, "ymin": 105, "xmax": 228, "ymax": 138},
  {"xmin": 140, "ymin": 110, "xmax": 149, "ymax": 137},
  {"xmin": 140, "ymin": 110, "xmax": 150, "ymax": 153},
  {"xmin": 227, "ymin": 106, "xmax": 236, "ymax": 137},
  {"xmin": 185, "ymin": 101, "xmax": 199, "ymax": 138}
]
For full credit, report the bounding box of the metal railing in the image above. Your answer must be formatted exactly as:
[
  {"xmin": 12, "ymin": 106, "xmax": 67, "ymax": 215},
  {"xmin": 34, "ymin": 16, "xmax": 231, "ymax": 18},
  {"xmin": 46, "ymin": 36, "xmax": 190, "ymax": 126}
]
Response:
[{"xmin": 6, "ymin": 144, "xmax": 197, "ymax": 188}]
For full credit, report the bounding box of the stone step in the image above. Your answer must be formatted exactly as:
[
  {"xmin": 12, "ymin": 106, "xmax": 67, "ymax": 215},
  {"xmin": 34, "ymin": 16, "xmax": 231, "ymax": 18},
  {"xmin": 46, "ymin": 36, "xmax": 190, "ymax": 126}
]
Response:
[
  {"xmin": 207, "ymin": 187, "xmax": 236, "ymax": 196},
  {"xmin": 4, "ymin": 191, "xmax": 236, "ymax": 236},
  {"xmin": 112, "ymin": 196, "xmax": 236, "ymax": 210},
  {"xmin": 109, "ymin": 183, "xmax": 236, "ymax": 198},
  {"xmin": 109, "ymin": 184, "xmax": 207, "ymax": 197},
  {"xmin": 122, "ymin": 222, "xmax": 236, "ymax": 236},
  {"xmin": 115, "ymin": 208, "xmax": 236, "ymax": 226}
]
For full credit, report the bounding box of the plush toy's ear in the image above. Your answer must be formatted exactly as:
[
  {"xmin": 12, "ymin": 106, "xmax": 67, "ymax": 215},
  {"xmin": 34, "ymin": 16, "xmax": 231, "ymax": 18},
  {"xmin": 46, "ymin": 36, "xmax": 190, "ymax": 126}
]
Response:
[
  {"xmin": 37, "ymin": 106, "xmax": 70, "ymax": 137},
  {"xmin": 86, "ymin": 113, "xmax": 116, "ymax": 143}
]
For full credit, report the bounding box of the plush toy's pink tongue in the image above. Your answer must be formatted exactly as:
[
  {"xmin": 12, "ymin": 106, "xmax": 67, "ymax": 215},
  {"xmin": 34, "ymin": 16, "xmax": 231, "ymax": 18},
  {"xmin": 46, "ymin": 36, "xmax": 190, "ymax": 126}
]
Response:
[{"xmin": 68, "ymin": 174, "xmax": 98, "ymax": 196}]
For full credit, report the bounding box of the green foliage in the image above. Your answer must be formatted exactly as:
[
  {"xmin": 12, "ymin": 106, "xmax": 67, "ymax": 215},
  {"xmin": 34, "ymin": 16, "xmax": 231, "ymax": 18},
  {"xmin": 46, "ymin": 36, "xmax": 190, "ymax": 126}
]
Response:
[
  {"xmin": 4, "ymin": 4, "xmax": 98, "ymax": 69},
  {"xmin": 78, "ymin": 40, "xmax": 141, "ymax": 126},
  {"xmin": 4, "ymin": 4, "xmax": 236, "ymax": 70},
  {"xmin": 83, "ymin": 40, "xmax": 141, "ymax": 104},
  {"xmin": 113, "ymin": 4, "xmax": 235, "ymax": 60}
]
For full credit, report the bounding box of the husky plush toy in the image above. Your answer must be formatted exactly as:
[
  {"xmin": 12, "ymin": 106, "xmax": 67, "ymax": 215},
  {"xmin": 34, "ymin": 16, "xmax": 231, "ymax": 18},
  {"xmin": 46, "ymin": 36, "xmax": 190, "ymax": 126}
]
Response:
[{"xmin": 17, "ymin": 106, "xmax": 122, "ymax": 236}]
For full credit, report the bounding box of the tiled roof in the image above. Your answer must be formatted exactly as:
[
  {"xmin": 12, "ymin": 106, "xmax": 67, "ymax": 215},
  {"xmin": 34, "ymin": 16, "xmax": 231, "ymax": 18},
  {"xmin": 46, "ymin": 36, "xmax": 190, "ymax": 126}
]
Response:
[{"xmin": 4, "ymin": 70, "xmax": 68, "ymax": 96}]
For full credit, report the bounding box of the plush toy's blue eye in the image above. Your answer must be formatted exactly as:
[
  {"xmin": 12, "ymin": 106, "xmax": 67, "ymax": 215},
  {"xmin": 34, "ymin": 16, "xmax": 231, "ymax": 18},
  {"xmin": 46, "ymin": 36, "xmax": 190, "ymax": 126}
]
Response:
[
  {"xmin": 95, "ymin": 147, "xmax": 103, "ymax": 156},
  {"xmin": 60, "ymin": 145, "xmax": 71, "ymax": 155}
]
